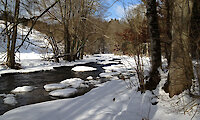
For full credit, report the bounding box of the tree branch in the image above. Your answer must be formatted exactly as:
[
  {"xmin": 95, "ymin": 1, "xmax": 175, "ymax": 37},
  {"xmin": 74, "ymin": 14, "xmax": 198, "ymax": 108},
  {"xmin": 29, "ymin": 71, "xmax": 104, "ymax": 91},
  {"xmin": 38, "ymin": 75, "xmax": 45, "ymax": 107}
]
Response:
[{"xmin": 16, "ymin": 0, "xmax": 59, "ymax": 52}]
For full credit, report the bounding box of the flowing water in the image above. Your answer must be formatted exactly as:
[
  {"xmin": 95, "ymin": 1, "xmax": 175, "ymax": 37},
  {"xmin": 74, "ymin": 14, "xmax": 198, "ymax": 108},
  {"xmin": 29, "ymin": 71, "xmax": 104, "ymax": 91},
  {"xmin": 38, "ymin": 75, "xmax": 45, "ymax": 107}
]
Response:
[{"xmin": 0, "ymin": 61, "xmax": 118, "ymax": 115}]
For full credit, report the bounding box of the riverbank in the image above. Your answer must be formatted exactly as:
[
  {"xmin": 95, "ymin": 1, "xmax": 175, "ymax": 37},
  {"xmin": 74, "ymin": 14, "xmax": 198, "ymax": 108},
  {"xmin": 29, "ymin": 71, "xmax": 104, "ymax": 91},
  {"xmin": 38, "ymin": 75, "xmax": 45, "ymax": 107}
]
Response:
[{"xmin": 0, "ymin": 54, "xmax": 199, "ymax": 120}]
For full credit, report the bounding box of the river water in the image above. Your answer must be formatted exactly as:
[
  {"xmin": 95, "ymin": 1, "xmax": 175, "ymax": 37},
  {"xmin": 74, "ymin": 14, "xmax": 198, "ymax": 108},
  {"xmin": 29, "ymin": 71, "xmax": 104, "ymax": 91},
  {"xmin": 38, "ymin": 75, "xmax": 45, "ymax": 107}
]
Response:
[{"xmin": 0, "ymin": 61, "xmax": 115, "ymax": 115}]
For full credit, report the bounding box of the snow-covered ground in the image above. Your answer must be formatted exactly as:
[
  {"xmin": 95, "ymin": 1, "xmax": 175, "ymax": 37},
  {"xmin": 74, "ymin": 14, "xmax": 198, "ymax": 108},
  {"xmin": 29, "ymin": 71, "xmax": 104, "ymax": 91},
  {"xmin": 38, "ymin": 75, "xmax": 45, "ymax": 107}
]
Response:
[
  {"xmin": 0, "ymin": 21, "xmax": 200, "ymax": 119},
  {"xmin": 0, "ymin": 54, "xmax": 199, "ymax": 120},
  {"xmin": 0, "ymin": 20, "xmax": 96, "ymax": 76}
]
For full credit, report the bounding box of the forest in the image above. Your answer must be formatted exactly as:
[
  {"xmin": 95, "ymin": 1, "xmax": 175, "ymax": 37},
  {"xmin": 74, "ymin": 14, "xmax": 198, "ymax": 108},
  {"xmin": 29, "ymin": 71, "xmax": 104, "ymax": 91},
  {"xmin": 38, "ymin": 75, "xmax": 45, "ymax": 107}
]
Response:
[{"xmin": 0, "ymin": 0, "xmax": 200, "ymax": 120}]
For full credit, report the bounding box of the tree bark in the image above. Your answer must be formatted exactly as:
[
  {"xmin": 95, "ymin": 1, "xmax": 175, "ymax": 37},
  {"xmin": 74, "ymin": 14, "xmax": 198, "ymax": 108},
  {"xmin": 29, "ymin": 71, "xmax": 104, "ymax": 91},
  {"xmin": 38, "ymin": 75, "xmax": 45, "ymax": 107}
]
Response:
[
  {"xmin": 145, "ymin": 0, "xmax": 162, "ymax": 90},
  {"xmin": 168, "ymin": 0, "xmax": 194, "ymax": 97},
  {"xmin": 63, "ymin": 0, "xmax": 71, "ymax": 61},
  {"xmin": 63, "ymin": 23, "xmax": 71, "ymax": 61}
]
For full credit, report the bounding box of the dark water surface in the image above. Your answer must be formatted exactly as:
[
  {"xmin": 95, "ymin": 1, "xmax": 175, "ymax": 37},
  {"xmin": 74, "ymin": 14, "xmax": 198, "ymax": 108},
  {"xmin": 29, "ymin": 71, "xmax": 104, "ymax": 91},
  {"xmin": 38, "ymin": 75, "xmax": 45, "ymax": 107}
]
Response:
[{"xmin": 0, "ymin": 62, "xmax": 110, "ymax": 115}]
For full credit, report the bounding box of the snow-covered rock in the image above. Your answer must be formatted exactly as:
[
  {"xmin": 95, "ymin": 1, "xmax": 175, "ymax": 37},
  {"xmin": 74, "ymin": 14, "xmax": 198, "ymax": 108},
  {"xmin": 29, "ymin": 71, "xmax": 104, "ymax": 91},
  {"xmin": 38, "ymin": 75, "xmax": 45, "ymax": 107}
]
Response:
[
  {"xmin": 49, "ymin": 88, "xmax": 77, "ymax": 97},
  {"xmin": 3, "ymin": 96, "xmax": 17, "ymax": 106},
  {"xmin": 79, "ymin": 84, "xmax": 89, "ymax": 88},
  {"xmin": 0, "ymin": 94, "xmax": 7, "ymax": 97},
  {"xmin": 5, "ymin": 94, "xmax": 15, "ymax": 97},
  {"xmin": 103, "ymin": 64, "xmax": 125, "ymax": 72},
  {"xmin": 72, "ymin": 66, "xmax": 97, "ymax": 72},
  {"xmin": 111, "ymin": 76, "xmax": 119, "ymax": 80},
  {"xmin": 85, "ymin": 80, "xmax": 100, "ymax": 85},
  {"xmin": 97, "ymin": 61, "xmax": 119, "ymax": 65},
  {"xmin": 60, "ymin": 78, "xmax": 84, "ymax": 88},
  {"xmin": 86, "ymin": 76, "xmax": 93, "ymax": 80},
  {"xmin": 11, "ymin": 86, "xmax": 34, "ymax": 93},
  {"xmin": 99, "ymin": 72, "xmax": 119, "ymax": 78},
  {"xmin": 44, "ymin": 83, "xmax": 67, "ymax": 91}
]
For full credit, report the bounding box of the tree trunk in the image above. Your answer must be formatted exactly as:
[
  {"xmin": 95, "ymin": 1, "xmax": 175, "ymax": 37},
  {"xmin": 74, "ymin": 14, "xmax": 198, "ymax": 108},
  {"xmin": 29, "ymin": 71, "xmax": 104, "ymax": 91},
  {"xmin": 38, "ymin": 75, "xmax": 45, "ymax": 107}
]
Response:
[
  {"xmin": 80, "ymin": 0, "xmax": 87, "ymax": 60},
  {"xmin": 189, "ymin": 0, "xmax": 200, "ymax": 93},
  {"xmin": 63, "ymin": 24, "xmax": 71, "ymax": 61},
  {"xmin": 168, "ymin": 0, "xmax": 194, "ymax": 97},
  {"xmin": 165, "ymin": 0, "xmax": 172, "ymax": 65},
  {"xmin": 4, "ymin": 0, "xmax": 11, "ymax": 64},
  {"xmin": 190, "ymin": 0, "xmax": 200, "ymax": 58},
  {"xmin": 63, "ymin": 0, "xmax": 71, "ymax": 62},
  {"xmin": 7, "ymin": 0, "xmax": 20, "ymax": 69},
  {"xmin": 145, "ymin": 0, "xmax": 162, "ymax": 90}
]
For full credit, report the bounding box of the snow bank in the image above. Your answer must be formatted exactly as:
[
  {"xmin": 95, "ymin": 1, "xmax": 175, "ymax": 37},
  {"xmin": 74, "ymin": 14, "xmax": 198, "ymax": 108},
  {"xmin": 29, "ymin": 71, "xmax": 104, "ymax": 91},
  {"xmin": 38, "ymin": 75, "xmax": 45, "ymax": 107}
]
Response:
[
  {"xmin": 44, "ymin": 83, "xmax": 67, "ymax": 91},
  {"xmin": 11, "ymin": 86, "xmax": 34, "ymax": 93},
  {"xmin": 1, "ymin": 52, "xmax": 199, "ymax": 120},
  {"xmin": 49, "ymin": 88, "xmax": 77, "ymax": 97},
  {"xmin": 60, "ymin": 78, "xmax": 84, "ymax": 88},
  {"xmin": 0, "ymin": 80, "xmax": 130, "ymax": 120},
  {"xmin": 72, "ymin": 66, "xmax": 97, "ymax": 72},
  {"xmin": 0, "ymin": 20, "xmax": 97, "ymax": 76},
  {"xmin": 1, "ymin": 69, "xmax": 200, "ymax": 120}
]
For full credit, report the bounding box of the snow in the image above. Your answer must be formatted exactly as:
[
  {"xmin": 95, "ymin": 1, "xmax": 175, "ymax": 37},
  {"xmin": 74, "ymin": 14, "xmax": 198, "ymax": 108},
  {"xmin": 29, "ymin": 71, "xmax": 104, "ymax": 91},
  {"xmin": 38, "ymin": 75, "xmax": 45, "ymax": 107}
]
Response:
[
  {"xmin": 72, "ymin": 66, "xmax": 97, "ymax": 72},
  {"xmin": 44, "ymin": 83, "xmax": 67, "ymax": 92},
  {"xmin": 49, "ymin": 88, "xmax": 77, "ymax": 97},
  {"xmin": 3, "ymin": 96, "xmax": 18, "ymax": 106},
  {"xmin": 99, "ymin": 72, "xmax": 120, "ymax": 78},
  {"xmin": 60, "ymin": 78, "xmax": 85, "ymax": 88},
  {"xmin": 0, "ymin": 21, "xmax": 50, "ymax": 55},
  {"xmin": 0, "ymin": 21, "xmax": 100, "ymax": 76},
  {"xmin": 86, "ymin": 76, "xmax": 93, "ymax": 80},
  {"xmin": 11, "ymin": 86, "xmax": 34, "ymax": 93},
  {"xmin": 85, "ymin": 80, "xmax": 100, "ymax": 85},
  {"xmin": 0, "ymin": 50, "xmax": 199, "ymax": 119},
  {"xmin": 0, "ymin": 20, "xmax": 200, "ymax": 119},
  {"xmin": 2, "ymin": 78, "xmax": 199, "ymax": 120},
  {"xmin": 79, "ymin": 84, "xmax": 89, "ymax": 88},
  {"xmin": 0, "ymin": 94, "xmax": 7, "ymax": 97},
  {"xmin": 97, "ymin": 60, "xmax": 119, "ymax": 65},
  {"xmin": 1, "ymin": 94, "xmax": 18, "ymax": 106}
]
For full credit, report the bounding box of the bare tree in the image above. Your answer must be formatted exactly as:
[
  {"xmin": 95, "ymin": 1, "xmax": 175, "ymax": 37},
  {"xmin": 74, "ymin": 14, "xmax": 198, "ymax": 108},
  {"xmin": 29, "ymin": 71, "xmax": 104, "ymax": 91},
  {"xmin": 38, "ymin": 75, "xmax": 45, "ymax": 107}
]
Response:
[
  {"xmin": 6, "ymin": 0, "xmax": 20, "ymax": 69},
  {"xmin": 0, "ymin": 0, "xmax": 59, "ymax": 68},
  {"xmin": 39, "ymin": 0, "xmax": 107, "ymax": 61}
]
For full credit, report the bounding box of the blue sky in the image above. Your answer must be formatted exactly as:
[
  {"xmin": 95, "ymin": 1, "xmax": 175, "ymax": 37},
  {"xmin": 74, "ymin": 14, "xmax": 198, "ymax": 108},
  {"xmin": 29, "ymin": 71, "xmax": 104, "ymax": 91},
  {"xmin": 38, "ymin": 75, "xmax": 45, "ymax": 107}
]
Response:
[{"xmin": 106, "ymin": 0, "xmax": 141, "ymax": 19}]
